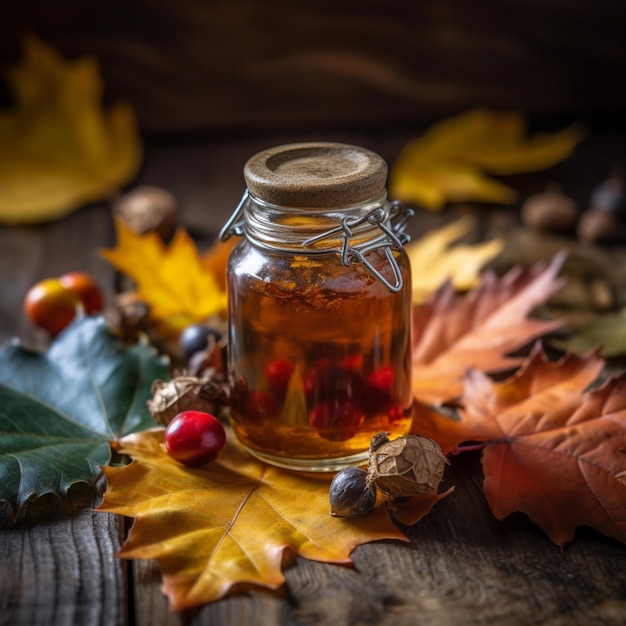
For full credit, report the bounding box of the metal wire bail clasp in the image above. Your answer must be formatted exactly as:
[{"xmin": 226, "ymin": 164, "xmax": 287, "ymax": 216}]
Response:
[
  {"xmin": 219, "ymin": 190, "xmax": 249, "ymax": 241},
  {"xmin": 302, "ymin": 200, "xmax": 414, "ymax": 293}
]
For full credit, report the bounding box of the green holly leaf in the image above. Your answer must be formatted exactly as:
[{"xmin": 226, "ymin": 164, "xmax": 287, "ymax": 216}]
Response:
[{"xmin": 0, "ymin": 315, "xmax": 169, "ymax": 509}]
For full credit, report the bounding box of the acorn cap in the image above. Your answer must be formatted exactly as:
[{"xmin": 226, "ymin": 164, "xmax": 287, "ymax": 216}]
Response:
[{"xmin": 243, "ymin": 142, "xmax": 388, "ymax": 208}]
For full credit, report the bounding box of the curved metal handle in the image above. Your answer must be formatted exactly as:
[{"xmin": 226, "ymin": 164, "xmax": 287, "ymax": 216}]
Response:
[
  {"xmin": 219, "ymin": 190, "xmax": 249, "ymax": 241},
  {"xmin": 347, "ymin": 245, "xmax": 405, "ymax": 292},
  {"xmin": 304, "ymin": 201, "xmax": 414, "ymax": 292}
]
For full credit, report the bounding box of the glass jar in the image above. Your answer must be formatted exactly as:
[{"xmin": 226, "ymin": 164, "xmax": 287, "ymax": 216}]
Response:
[{"xmin": 220, "ymin": 142, "xmax": 413, "ymax": 471}]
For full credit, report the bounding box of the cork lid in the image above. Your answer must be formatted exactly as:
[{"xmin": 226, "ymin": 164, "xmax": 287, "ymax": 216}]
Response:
[{"xmin": 243, "ymin": 142, "xmax": 388, "ymax": 208}]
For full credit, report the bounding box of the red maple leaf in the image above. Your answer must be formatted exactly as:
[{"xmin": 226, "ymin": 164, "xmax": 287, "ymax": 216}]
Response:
[
  {"xmin": 412, "ymin": 252, "xmax": 566, "ymax": 405},
  {"xmin": 413, "ymin": 344, "xmax": 626, "ymax": 546}
]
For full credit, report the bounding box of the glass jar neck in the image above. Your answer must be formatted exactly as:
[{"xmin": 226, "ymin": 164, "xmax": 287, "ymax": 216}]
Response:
[
  {"xmin": 242, "ymin": 191, "xmax": 389, "ymax": 252},
  {"xmin": 220, "ymin": 189, "xmax": 413, "ymax": 292}
]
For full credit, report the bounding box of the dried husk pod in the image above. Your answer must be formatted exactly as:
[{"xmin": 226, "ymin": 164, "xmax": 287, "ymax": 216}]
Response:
[
  {"xmin": 366, "ymin": 432, "xmax": 448, "ymax": 499},
  {"xmin": 147, "ymin": 372, "xmax": 228, "ymax": 426}
]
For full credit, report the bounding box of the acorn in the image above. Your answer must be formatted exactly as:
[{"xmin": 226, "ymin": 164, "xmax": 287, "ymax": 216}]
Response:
[{"xmin": 521, "ymin": 185, "xmax": 578, "ymax": 233}]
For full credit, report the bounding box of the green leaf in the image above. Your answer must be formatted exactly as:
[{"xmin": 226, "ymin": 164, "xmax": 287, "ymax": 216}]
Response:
[
  {"xmin": 0, "ymin": 315, "xmax": 169, "ymax": 508},
  {"xmin": 556, "ymin": 310, "xmax": 626, "ymax": 358}
]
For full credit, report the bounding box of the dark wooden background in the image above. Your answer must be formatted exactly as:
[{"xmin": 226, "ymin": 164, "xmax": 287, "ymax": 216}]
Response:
[
  {"xmin": 2, "ymin": 0, "xmax": 625, "ymax": 135},
  {"xmin": 1, "ymin": 3, "xmax": 626, "ymax": 625}
]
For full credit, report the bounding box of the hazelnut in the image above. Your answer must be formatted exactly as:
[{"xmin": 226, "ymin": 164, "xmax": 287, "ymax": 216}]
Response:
[
  {"xmin": 113, "ymin": 185, "xmax": 179, "ymax": 240},
  {"xmin": 329, "ymin": 467, "xmax": 376, "ymax": 518}
]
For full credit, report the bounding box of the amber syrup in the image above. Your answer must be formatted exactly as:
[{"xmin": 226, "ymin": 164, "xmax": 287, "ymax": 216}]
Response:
[{"xmin": 227, "ymin": 246, "xmax": 413, "ymax": 470}]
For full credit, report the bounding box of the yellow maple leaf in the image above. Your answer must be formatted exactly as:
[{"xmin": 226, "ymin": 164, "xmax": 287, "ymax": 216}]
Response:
[
  {"xmin": 0, "ymin": 37, "xmax": 142, "ymax": 224},
  {"xmin": 407, "ymin": 216, "xmax": 503, "ymax": 302},
  {"xmin": 389, "ymin": 109, "xmax": 584, "ymax": 210},
  {"xmin": 101, "ymin": 218, "xmax": 227, "ymax": 334},
  {"xmin": 98, "ymin": 428, "xmax": 449, "ymax": 609}
]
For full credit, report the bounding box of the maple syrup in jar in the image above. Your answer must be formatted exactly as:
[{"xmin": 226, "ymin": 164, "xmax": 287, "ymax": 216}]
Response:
[{"xmin": 220, "ymin": 142, "xmax": 414, "ymax": 471}]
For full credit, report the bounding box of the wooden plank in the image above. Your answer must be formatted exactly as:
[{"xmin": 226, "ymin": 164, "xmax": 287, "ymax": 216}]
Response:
[
  {"xmin": 132, "ymin": 558, "xmax": 289, "ymax": 626},
  {"xmin": 0, "ymin": 495, "xmax": 128, "ymax": 626}
]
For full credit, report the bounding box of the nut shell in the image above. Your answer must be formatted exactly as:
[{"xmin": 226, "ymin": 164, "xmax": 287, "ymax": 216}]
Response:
[
  {"xmin": 329, "ymin": 466, "xmax": 377, "ymax": 518},
  {"xmin": 113, "ymin": 185, "xmax": 179, "ymax": 240}
]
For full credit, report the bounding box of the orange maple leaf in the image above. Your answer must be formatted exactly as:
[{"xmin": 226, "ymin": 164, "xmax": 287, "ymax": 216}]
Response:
[
  {"xmin": 412, "ymin": 252, "xmax": 566, "ymax": 405},
  {"xmin": 413, "ymin": 345, "xmax": 626, "ymax": 547},
  {"xmin": 98, "ymin": 429, "xmax": 449, "ymax": 609}
]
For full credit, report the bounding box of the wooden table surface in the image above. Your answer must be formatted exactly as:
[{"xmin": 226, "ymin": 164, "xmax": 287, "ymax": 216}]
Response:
[{"xmin": 1, "ymin": 128, "xmax": 626, "ymax": 626}]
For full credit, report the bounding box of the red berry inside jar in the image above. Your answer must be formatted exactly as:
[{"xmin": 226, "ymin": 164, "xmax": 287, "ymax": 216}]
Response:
[
  {"xmin": 246, "ymin": 390, "xmax": 281, "ymax": 421},
  {"xmin": 303, "ymin": 359, "xmax": 364, "ymax": 404},
  {"xmin": 264, "ymin": 358, "xmax": 295, "ymax": 399},
  {"xmin": 309, "ymin": 398, "xmax": 364, "ymax": 441},
  {"xmin": 361, "ymin": 364, "xmax": 396, "ymax": 416},
  {"xmin": 164, "ymin": 410, "xmax": 226, "ymax": 467}
]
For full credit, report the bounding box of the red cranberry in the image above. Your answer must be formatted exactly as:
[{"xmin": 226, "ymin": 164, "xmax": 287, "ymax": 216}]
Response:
[{"xmin": 309, "ymin": 398, "xmax": 363, "ymax": 441}]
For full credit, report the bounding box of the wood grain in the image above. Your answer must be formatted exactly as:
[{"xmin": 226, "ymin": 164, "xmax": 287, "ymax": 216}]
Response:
[
  {"xmin": 0, "ymin": 495, "xmax": 127, "ymax": 626},
  {"xmin": 1, "ymin": 1, "xmax": 624, "ymax": 133}
]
